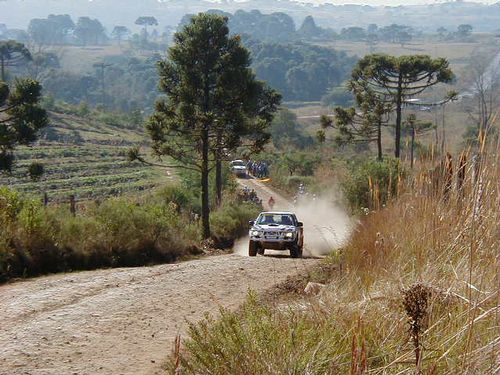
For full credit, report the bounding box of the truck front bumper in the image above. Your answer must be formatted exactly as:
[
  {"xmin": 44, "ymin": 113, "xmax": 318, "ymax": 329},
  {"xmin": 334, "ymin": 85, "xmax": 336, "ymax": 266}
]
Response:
[{"xmin": 250, "ymin": 238, "xmax": 295, "ymax": 250}]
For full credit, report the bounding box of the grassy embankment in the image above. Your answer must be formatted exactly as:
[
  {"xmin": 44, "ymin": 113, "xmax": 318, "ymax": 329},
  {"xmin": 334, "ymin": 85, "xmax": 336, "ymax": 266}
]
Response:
[
  {"xmin": 0, "ymin": 184, "xmax": 261, "ymax": 283},
  {"xmin": 166, "ymin": 134, "xmax": 499, "ymax": 374}
]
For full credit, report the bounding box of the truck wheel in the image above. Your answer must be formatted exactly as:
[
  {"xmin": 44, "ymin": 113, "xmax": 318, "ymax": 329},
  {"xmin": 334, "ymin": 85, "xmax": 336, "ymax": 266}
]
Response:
[
  {"xmin": 290, "ymin": 243, "xmax": 301, "ymax": 258},
  {"xmin": 258, "ymin": 247, "xmax": 265, "ymax": 255},
  {"xmin": 298, "ymin": 246, "xmax": 303, "ymax": 257},
  {"xmin": 249, "ymin": 241, "xmax": 258, "ymax": 257}
]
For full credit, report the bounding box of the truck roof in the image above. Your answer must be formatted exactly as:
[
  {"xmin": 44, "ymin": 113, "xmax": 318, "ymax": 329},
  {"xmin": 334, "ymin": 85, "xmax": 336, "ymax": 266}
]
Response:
[{"xmin": 259, "ymin": 212, "xmax": 296, "ymax": 215}]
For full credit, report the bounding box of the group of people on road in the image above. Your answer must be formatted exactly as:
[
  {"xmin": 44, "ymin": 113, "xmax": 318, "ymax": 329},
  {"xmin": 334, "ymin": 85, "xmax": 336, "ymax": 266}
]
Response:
[
  {"xmin": 239, "ymin": 186, "xmax": 276, "ymax": 210},
  {"xmin": 247, "ymin": 161, "xmax": 269, "ymax": 179},
  {"xmin": 240, "ymin": 186, "xmax": 263, "ymax": 206}
]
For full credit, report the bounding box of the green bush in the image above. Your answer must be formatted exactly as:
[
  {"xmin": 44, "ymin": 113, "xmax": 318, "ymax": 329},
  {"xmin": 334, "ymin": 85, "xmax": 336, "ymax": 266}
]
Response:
[
  {"xmin": 210, "ymin": 201, "xmax": 261, "ymax": 239},
  {"xmin": 285, "ymin": 175, "xmax": 314, "ymax": 191},
  {"xmin": 0, "ymin": 187, "xmax": 201, "ymax": 282},
  {"xmin": 152, "ymin": 185, "xmax": 196, "ymax": 213},
  {"xmin": 341, "ymin": 157, "xmax": 402, "ymax": 212},
  {"xmin": 0, "ymin": 183, "xmax": 256, "ymax": 282}
]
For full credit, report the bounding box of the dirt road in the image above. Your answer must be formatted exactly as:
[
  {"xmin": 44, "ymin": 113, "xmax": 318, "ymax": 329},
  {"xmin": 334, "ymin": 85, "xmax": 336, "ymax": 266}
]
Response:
[
  {"xmin": 0, "ymin": 255, "xmax": 317, "ymax": 375},
  {"xmin": 0, "ymin": 180, "xmax": 328, "ymax": 375}
]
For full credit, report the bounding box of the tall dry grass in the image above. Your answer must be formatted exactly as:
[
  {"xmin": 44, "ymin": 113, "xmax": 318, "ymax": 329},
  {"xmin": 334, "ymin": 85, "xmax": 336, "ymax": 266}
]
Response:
[{"xmin": 168, "ymin": 131, "xmax": 499, "ymax": 374}]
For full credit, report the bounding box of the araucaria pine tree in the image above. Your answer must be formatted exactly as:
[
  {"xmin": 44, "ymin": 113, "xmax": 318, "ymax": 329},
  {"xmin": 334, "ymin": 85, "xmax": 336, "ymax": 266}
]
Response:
[
  {"xmin": 146, "ymin": 13, "xmax": 280, "ymax": 238},
  {"xmin": 350, "ymin": 54, "xmax": 454, "ymax": 158}
]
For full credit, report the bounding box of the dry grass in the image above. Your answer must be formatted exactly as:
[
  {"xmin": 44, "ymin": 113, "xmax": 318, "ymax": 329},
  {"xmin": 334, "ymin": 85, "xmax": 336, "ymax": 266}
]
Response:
[
  {"xmin": 167, "ymin": 128, "xmax": 499, "ymax": 374},
  {"xmin": 54, "ymin": 44, "xmax": 127, "ymax": 74}
]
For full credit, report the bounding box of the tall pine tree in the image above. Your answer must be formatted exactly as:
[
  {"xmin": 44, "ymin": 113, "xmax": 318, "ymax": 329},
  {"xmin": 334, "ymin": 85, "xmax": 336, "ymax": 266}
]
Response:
[{"xmin": 146, "ymin": 13, "xmax": 280, "ymax": 238}]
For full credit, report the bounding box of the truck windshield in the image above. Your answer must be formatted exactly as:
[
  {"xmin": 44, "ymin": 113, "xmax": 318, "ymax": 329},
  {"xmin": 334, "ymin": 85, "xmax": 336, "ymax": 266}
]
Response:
[
  {"xmin": 257, "ymin": 214, "xmax": 294, "ymax": 226},
  {"xmin": 232, "ymin": 161, "xmax": 245, "ymax": 167}
]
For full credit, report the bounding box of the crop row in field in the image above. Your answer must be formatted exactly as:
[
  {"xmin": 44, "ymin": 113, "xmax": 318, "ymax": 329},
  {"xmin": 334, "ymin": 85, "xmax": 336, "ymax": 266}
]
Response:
[
  {"xmin": 2, "ymin": 162, "xmax": 151, "ymax": 183},
  {"xmin": 11, "ymin": 169, "xmax": 160, "ymax": 193}
]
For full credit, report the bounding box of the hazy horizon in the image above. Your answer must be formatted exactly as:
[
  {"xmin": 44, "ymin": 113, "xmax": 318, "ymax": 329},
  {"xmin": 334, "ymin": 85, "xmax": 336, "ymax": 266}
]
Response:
[
  {"xmin": 2, "ymin": 0, "xmax": 500, "ymax": 31},
  {"xmin": 234, "ymin": 0, "xmax": 497, "ymax": 4}
]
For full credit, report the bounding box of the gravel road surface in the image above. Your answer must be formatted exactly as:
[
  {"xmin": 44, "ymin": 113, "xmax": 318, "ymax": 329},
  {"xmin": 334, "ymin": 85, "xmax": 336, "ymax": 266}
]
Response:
[{"xmin": 0, "ymin": 255, "xmax": 317, "ymax": 375}]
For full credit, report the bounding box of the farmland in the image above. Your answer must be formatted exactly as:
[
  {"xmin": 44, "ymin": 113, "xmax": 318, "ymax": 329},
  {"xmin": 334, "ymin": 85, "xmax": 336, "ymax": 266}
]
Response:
[
  {"xmin": 319, "ymin": 33, "xmax": 500, "ymax": 74},
  {"xmin": 0, "ymin": 112, "xmax": 172, "ymax": 202}
]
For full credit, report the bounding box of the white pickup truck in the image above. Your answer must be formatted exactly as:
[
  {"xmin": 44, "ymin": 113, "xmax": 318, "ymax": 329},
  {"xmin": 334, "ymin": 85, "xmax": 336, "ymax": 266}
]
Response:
[
  {"xmin": 248, "ymin": 212, "xmax": 304, "ymax": 258},
  {"xmin": 230, "ymin": 160, "xmax": 247, "ymax": 177}
]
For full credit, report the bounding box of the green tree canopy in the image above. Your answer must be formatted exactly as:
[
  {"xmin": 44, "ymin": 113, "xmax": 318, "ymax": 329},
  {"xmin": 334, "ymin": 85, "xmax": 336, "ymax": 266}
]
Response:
[
  {"xmin": 320, "ymin": 86, "xmax": 392, "ymax": 160},
  {"xmin": 146, "ymin": 13, "xmax": 280, "ymax": 238},
  {"xmin": 350, "ymin": 54, "xmax": 455, "ymax": 158},
  {"xmin": 0, "ymin": 78, "xmax": 49, "ymax": 172},
  {"xmin": 297, "ymin": 16, "xmax": 322, "ymax": 39},
  {"xmin": 457, "ymin": 24, "xmax": 473, "ymax": 38},
  {"xmin": 28, "ymin": 15, "xmax": 75, "ymax": 49},
  {"xmin": 75, "ymin": 17, "xmax": 107, "ymax": 46},
  {"xmin": 135, "ymin": 16, "xmax": 158, "ymax": 41},
  {"xmin": 135, "ymin": 16, "xmax": 158, "ymax": 28},
  {"xmin": 270, "ymin": 109, "xmax": 313, "ymax": 150},
  {"xmin": 111, "ymin": 26, "xmax": 130, "ymax": 45}
]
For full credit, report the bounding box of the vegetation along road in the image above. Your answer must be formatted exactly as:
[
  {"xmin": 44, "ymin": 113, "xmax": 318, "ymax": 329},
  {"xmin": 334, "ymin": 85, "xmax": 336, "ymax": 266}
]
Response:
[{"xmin": 0, "ymin": 181, "xmax": 349, "ymax": 375}]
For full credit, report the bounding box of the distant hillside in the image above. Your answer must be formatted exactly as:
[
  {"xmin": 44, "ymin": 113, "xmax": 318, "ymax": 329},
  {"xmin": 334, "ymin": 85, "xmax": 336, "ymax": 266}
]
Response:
[
  {"xmin": 0, "ymin": 112, "xmax": 172, "ymax": 202},
  {"xmin": 1, "ymin": 0, "xmax": 500, "ymax": 32}
]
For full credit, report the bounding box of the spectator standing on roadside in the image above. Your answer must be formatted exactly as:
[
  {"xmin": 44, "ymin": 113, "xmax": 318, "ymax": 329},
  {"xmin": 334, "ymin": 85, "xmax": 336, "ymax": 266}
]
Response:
[{"xmin": 268, "ymin": 196, "xmax": 275, "ymax": 210}]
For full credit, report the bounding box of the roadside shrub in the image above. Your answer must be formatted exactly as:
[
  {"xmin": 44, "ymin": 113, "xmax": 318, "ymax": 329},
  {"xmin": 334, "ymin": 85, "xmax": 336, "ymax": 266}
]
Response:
[
  {"xmin": 210, "ymin": 201, "xmax": 261, "ymax": 240},
  {"xmin": 281, "ymin": 152, "xmax": 320, "ymax": 176},
  {"xmin": 0, "ymin": 182, "xmax": 253, "ymax": 282},
  {"xmin": 152, "ymin": 185, "xmax": 195, "ymax": 213},
  {"xmin": 0, "ymin": 188, "xmax": 198, "ymax": 281},
  {"xmin": 0, "ymin": 228, "xmax": 14, "ymax": 282},
  {"xmin": 285, "ymin": 175, "xmax": 314, "ymax": 192},
  {"xmin": 15, "ymin": 200, "xmax": 63, "ymax": 275},
  {"xmin": 341, "ymin": 157, "xmax": 402, "ymax": 212}
]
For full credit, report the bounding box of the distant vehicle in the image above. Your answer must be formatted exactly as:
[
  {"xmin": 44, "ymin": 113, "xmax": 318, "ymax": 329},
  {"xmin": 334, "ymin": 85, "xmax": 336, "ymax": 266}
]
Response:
[
  {"xmin": 230, "ymin": 160, "xmax": 247, "ymax": 177},
  {"xmin": 248, "ymin": 212, "xmax": 304, "ymax": 258}
]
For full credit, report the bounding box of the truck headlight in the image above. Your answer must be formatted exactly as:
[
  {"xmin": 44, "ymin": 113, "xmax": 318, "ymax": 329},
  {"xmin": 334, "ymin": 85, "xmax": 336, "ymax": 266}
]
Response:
[
  {"xmin": 285, "ymin": 232, "xmax": 294, "ymax": 238},
  {"xmin": 251, "ymin": 231, "xmax": 260, "ymax": 237}
]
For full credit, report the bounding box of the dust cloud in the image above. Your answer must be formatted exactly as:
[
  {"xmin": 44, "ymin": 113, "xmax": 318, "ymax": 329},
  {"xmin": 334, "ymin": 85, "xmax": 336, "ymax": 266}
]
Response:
[
  {"xmin": 234, "ymin": 236, "xmax": 251, "ymax": 257},
  {"xmin": 295, "ymin": 197, "xmax": 353, "ymax": 257}
]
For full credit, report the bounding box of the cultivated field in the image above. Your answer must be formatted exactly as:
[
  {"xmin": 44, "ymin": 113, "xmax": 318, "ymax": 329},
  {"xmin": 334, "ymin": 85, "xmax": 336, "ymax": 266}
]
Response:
[
  {"xmin": 56, "ymin": 44, "xmax": 130, "ymax": 74},
  {"xmin": 0, "ymin": 112, "xmax": 172, "ymax": 202}
]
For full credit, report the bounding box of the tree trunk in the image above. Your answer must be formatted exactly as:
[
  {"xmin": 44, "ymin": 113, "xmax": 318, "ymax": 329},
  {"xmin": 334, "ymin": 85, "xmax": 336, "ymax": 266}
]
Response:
[
  {"xmin": 377, "ymin": 119, "xmax": 383, "ymax": 161},
  {"xmin": 215, "ymin": 152, "xmax": 222, "ymax": 207},
  {"xmin": 201, "ymin": 126, "xmax": 211, "ymax": 239},
  {"xmin": 395, "ymin": 75, "xmax": 403, "ymax": 158}
]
